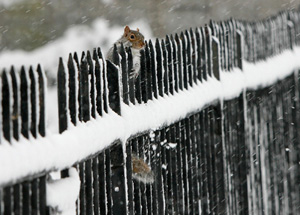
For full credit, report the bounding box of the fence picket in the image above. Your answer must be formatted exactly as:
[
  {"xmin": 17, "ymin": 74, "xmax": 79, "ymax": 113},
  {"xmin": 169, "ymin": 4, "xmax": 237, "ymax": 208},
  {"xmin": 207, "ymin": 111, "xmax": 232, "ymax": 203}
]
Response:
[
  {"xmin": 87, "ymin": 51, "xmax": 96, "ymax": 119},
  {"xmin": 166, "ymin": 35, "xmax": 175, "ymax": 94},
  {"xmin": 106, "ymin": 45, "xmax": 121, "ymax": 114},
  {"xmin": 58, "ymin": 58, "xmax": 68, "ymax": 133},
  {"xmin": 149, "ymin": 40, "xmax": 158, "ymax": 99},
  {"xmin": 185, "ymin": 30, "xmax": 193, "ymax": 87},
  {"xmin": 2, "ymin": 70, "xmax": 11, "ymax": 142},
  {"xmin": 93, "ymin": 49, "xmax": 104, "ymax": 116}
]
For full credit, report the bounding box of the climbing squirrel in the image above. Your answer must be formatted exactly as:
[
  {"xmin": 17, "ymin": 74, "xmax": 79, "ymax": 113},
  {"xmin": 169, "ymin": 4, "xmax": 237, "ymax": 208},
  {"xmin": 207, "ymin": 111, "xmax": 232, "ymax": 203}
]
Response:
[
  {"xmin": 106, "ymin": 25, "xmax": 145, "ymax": 79},
  {"xmin": 131, "ymin": 154, "xmax": 154, "ymax": 184}
]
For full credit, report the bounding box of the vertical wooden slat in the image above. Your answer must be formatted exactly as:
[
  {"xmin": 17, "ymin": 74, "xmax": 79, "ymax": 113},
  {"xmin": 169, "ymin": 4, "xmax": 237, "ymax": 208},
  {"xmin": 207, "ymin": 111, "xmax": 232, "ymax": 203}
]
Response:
[
  {"xmin": 2, "ymin": 70, "xmax": 11, "ymax": 142},
  {"xmin": 170, "ymin": 35, "xmax": 179, "ymax": 92},
  {"xmin": 205, "ymin": 25, "xmax": 213, "ymax": 77},
  {"xmin": 145, "ymin": 42, "xmax": 153, "ymax": 101},
  {"xmin": 189, "ymin": 28, "xmax": 198, "ymax": 84},
  {"xmin": 87, "ymin": 51, "xmax": 96, "ymax": 119},
  {"xmin": 110, "ymin": 142, "xmax": 127, "ymax": 214},
  {"xmin": 93, "ymin": 49, "xmax": 104, "ymax": 116},
  {"xmin": 149, "ymin": 40, "xmax": 158, "ymax": 99},
  {"xmin": 29, "ymin": 66, "xmax": 37, "ymax": 138},
  {"xmin": 195, "ymin": 28, "xmax": 203, "ymax": 81},
  {"xmin": 105, "ymin": 148, "xmax": 112, "ymax": 215},
  {"xmin": 106, "ymin": 45, "xmax": 121, "ymax": 115},
  {"xmin": 29, "ymin": 66, "xmax": 39, "ymax": 215},
  {"xmin": 185, "ymin": 30, "xmax": 193, "ymax": 87},
  {"xmin": 57, "ymin": 58, "xmax": 68, "ymax": 133},
  {"xmin": 212, "ymin": 37, "xmax": 220, "ymax": 80},
  {"xmin": 20, "ymin": 66, "xmax": 30, "ymax": 139},
  {"xmin": 200, "ymin": 27, "xmax": 208, "ymax": 80},
  {"xmin": 67, "ymin": 54, "xmax": 78, "ymax": 125},
  {"xmin": 3, "ymin": 187, "xmax": 12, "ymax": 215},
  {"xmin": 126, "ymin": 141, "xmax": 134, "ymax": 215},
  {"xmin": 155, "ymin": 39, "xmax": 164, "ymax": 97},
  {"xmin": 127, "ymin": 49, "xmax": 136, "ymax": 104},
  {"xmin": 175, "ymin": 34, "xmax": 184, "ymax": 91},
  {"xmin": 98, "ymin": 152, "xmax": 107, "ymax": 214},
  {"xmin": 37, "ymin": 65, "xmax": 47, "ymax": 215},
  {"xmin": 119, "ymin": 44, "xmax": 129, "ymax": 105},
  {"xmin": 165, "ymin": 35, "xmax": 174, "ymax": 94},
  {"xmin": 79, "ymin": 52, "xmax": 90, "ymax": 122},
  {"xmin": 161, "ymin": 39, "xmax": 170, "ymax": 95},
  {"xmin": 37, "ymin": 64, "xmax": 46, "ymax": 137},
  {"xmin": 97, "ymin": 47, "xmax": 109, "ymax": 113},
  {"xmin": 180, "ymin": 32, "xmax": 188, "ymax": 89},
  {"xmin": 10, "ymin": 67, "xmax": 19, "ymax": 140}
]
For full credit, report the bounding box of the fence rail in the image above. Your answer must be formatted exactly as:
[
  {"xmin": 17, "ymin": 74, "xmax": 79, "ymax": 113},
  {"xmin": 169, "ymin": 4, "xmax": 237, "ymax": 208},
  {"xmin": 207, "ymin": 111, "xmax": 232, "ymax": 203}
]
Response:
[{"xmin": 1, "ymin": 9, "xmax": 300, "ymax": 215}]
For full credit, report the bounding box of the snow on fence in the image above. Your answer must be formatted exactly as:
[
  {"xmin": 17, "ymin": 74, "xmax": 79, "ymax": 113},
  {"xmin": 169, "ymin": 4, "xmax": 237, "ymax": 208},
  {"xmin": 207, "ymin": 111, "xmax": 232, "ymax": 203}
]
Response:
[{"xmin": 1, "ymin": 9, "xmax": 300, "ymax": 215}]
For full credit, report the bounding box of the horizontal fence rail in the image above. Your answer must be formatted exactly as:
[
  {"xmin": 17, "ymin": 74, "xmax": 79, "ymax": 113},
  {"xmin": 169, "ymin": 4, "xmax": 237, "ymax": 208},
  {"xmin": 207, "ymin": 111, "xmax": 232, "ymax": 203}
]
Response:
[{"xmin": 0, "ymin": 9, "xmax": 300, "ymax": 215}]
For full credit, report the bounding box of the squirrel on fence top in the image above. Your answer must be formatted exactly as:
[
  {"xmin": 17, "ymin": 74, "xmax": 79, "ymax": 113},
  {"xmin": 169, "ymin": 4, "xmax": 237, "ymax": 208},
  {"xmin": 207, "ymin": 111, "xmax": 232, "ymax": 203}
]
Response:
[{"xmin": 106, "ymin": 25, "xmax": 145, "ymax": 79}]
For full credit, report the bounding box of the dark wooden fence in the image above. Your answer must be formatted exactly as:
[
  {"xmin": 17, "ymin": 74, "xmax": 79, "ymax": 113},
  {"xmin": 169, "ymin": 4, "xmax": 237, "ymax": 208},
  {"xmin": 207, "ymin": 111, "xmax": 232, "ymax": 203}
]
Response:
[{"xmin": 1, "ymin": 9, "xmax": 300, "ymax": 215}]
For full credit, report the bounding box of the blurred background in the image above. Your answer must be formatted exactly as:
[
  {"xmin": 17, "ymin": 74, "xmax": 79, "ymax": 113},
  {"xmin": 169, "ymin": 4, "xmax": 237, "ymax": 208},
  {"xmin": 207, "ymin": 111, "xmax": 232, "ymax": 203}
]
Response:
[{"xmin": 0, "ymin": 0, "xmax": 299, "ymax": 79}]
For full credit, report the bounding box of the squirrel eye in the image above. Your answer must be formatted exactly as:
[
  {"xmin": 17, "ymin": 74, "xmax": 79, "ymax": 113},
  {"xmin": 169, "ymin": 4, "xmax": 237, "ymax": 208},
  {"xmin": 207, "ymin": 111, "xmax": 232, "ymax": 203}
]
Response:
[{"xmin": 130, "ymin": 34, "xmax": 135, "ymax": 39}]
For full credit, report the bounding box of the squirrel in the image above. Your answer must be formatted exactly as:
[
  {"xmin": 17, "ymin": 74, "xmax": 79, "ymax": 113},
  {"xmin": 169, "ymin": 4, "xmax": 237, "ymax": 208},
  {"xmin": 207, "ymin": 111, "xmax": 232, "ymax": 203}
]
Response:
[
  {"xmin": 106, "ymin": 25, "xmax": 145, "ymax": 79},
  {"xmin": 131, "ymin": 154, "xmax": 154, "ymax": 184}
]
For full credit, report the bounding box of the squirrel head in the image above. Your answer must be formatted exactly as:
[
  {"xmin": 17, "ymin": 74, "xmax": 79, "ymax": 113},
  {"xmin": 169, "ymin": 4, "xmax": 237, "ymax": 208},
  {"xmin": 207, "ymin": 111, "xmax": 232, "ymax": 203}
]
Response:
[{"xmin": 123, "ymin": 25, "xmax": 145, "ymax": 49}]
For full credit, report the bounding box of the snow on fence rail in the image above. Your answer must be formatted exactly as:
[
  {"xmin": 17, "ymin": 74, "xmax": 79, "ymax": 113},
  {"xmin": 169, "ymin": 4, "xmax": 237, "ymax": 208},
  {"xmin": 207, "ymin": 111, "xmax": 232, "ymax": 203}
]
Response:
[{"xmin": 1, "ymin": 9, "xmax": 300, "ymax": 215}]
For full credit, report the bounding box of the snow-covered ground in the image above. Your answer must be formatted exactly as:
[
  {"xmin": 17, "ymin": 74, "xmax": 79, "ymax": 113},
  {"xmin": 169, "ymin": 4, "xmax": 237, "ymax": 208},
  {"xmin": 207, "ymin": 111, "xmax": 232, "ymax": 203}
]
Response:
[{"xmin": 1, "ymin": 46, "xmax": 300, "ymax": 186}]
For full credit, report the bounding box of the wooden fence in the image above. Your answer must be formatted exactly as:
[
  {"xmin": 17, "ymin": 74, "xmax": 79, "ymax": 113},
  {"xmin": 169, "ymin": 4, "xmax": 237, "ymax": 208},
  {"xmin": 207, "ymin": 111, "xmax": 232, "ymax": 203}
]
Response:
[{"xmin": 0, "ymin": 9, "xmax": 300, "ymax": 215}]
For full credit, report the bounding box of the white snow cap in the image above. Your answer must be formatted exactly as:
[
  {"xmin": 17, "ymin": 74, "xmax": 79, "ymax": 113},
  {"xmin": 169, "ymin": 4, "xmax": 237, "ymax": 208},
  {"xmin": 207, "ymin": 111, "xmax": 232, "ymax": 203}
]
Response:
[
  {"xmin": 1, "ymin": 46, "xmax": 300, "ymax": 186},
  {"xmin": 46, "ymin": 167, "xmax": 80, "ymax": 215}
]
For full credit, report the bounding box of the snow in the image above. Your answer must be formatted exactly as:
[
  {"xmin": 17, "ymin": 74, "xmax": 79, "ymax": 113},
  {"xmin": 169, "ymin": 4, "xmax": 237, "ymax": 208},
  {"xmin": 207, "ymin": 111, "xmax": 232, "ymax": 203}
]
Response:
[
  {"xmin": 46, "ymin": 167, "xmax": 80, "ymax": 215},
  {"xmin": 1, "ymin": 46, "xmax": 300, "ymax": 185},
  {"xmin": 0, "ymin": 18, "xmax": 153, "ymax": 80}
]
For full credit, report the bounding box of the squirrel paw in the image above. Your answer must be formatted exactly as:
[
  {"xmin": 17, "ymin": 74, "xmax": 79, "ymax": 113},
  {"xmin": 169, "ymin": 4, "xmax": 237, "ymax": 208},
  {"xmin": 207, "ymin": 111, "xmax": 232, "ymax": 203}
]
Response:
[{"xmin": 129, "ymin": 69, "xmax": 139, "ymax": 80}]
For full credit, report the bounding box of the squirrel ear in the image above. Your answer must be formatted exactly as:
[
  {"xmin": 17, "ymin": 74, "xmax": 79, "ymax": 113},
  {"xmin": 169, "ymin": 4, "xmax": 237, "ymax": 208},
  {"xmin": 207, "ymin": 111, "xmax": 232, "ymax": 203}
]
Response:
[
  {"xmin": 137, "ymin": 28, "xmax": 139, "ymax": 32},
  {"xmin": 124, "ymin": 26, "xmax": 130, "ymax": 36}
]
